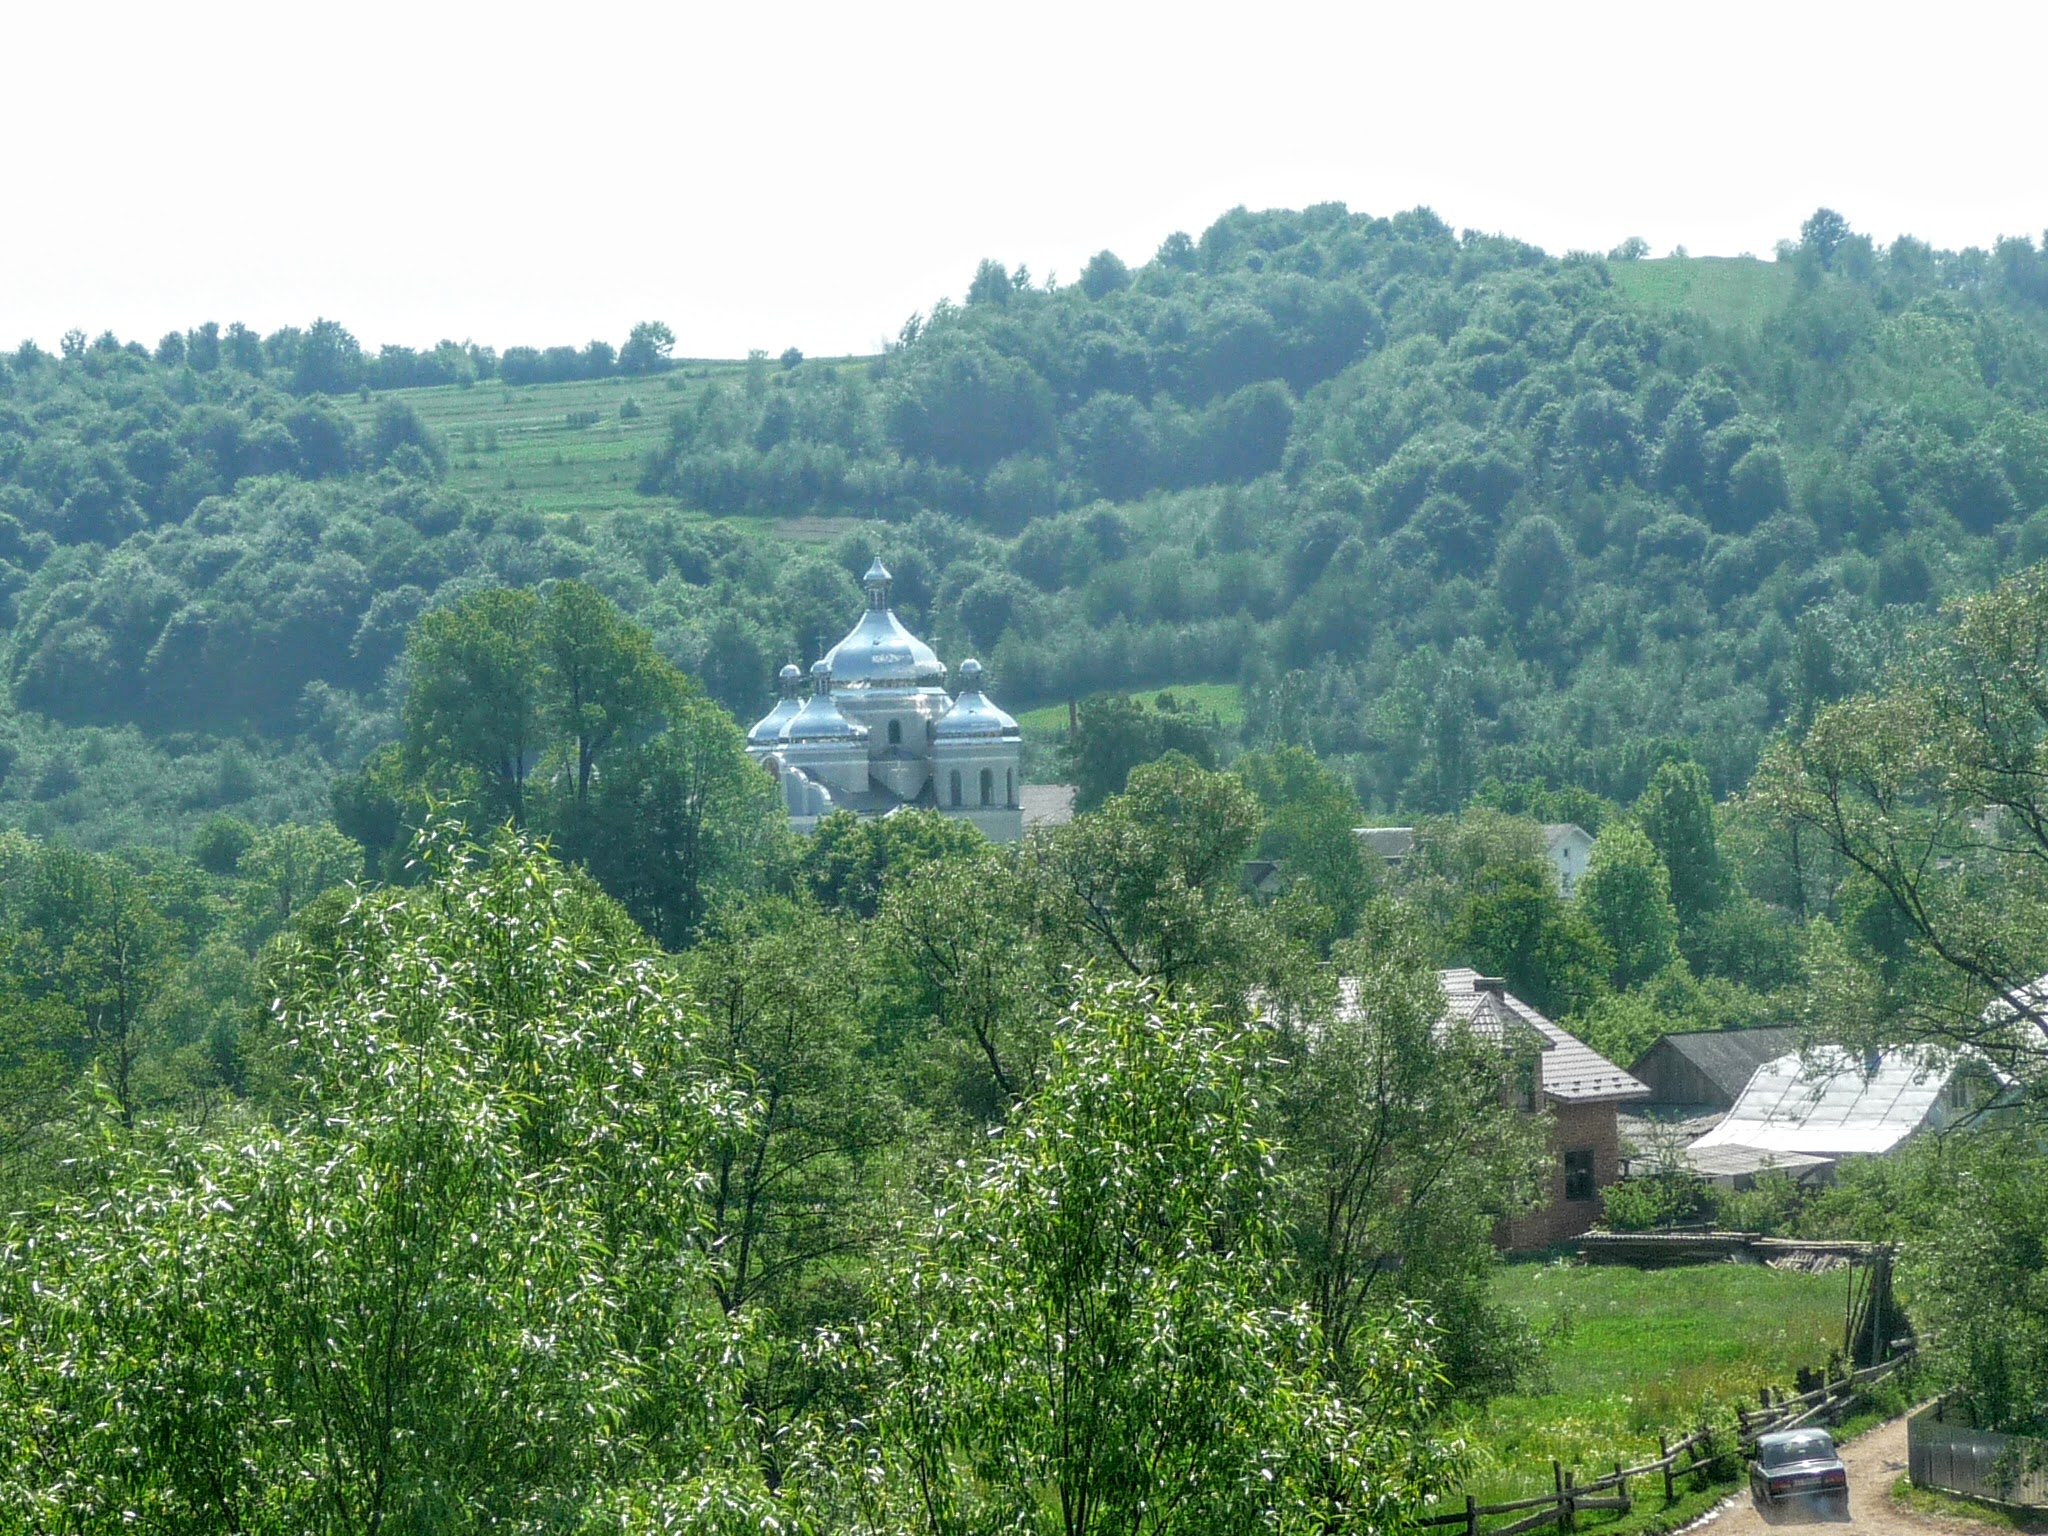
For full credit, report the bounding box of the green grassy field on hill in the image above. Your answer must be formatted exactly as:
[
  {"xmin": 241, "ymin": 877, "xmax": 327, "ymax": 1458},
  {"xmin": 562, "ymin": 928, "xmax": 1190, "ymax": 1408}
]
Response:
[
  {"xmin": 1014, "ymin": 682, "xmax": 1245, "ymax": 741},
  {"xmin": 341, "ymin": 361, "xmax": 871, "ymax": 536},
  {"xmin": 1607, "ymin": 255, "xmax": 1795, "ymax": 330}
]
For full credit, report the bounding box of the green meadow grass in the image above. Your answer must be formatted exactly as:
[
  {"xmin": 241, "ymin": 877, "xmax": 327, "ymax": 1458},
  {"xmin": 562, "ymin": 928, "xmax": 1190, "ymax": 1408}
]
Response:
[
  {"xmin": 1014, "ymin": 682, "xmax": 1245, "ymax": 742},
  {"xmin": 343, "ymin": 362, "xmax": 872, "ymax": 538},
  {"xmin": 1451, "ymin": 1261, "xmax": 1855, "ymax": 1508},
  {"xmin": 1608, "ymin": 256, "xmax": 1795, "ymax": 331},
  {"xmin": 1889, "ymin": 1476, "xmax": 2048, "ymax": 1533}
]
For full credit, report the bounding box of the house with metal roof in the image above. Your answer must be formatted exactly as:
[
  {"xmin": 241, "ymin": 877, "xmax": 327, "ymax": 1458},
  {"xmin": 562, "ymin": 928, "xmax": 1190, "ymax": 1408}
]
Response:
[
  {"xmin": 1335, "ymin": 968, "xmax": 1650, "ymax": 1249},
  {"xmin": 1683, "ymin": 1045, "xmax": 2015, "ymax": 1184}
]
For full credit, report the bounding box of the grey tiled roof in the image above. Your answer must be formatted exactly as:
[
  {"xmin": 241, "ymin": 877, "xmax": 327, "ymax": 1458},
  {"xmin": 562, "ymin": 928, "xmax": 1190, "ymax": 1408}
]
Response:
[
  {"xmin": 1436, "ymin": 968, "xmax": 1650, "ymax": 1104},
  {"xmin": 1355, "ymin": 826, "xmax": 1416, "ymax": 860},
  {"xmin": 1330, "ymin": 968, "xmax": 1647, "ymax": 1103}
]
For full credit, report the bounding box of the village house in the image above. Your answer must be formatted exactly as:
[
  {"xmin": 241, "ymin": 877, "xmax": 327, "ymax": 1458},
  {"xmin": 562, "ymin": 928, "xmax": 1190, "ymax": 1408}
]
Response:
[
  {"xmin": 1353, "ymin": 823, "xmax": 1595, "ymax": 897},
  {"xmin": 1336, "ymin": 968, "xmax": 1649, "ymax": 1250}
]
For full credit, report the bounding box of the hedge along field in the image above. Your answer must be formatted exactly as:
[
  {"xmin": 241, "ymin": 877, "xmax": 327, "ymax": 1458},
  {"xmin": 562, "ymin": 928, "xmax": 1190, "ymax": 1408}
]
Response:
[
  {"xmin": 340, "ymin": 361, "xmax": 872, "ymax": 533},
  {"xmin": 1452, "ymin": 1261, "xmax": 1856, "ymax": 1507}
]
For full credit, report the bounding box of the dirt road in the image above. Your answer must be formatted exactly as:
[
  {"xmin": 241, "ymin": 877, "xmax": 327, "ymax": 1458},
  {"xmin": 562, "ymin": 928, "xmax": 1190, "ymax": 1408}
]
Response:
[{"xmin": 1682, "ymin": 1410, "xmax": 2040, "ymax": 1536}]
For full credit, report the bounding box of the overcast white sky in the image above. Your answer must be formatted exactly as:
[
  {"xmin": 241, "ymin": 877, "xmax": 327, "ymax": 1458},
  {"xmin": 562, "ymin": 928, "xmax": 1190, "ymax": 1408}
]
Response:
[{"xmin": 3, "ymin": 0, "xmax": 2041, "ymax": 360}]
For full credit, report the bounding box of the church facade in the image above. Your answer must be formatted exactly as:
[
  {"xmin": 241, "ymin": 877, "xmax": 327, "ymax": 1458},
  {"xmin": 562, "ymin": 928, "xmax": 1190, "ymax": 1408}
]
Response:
[{"xmin": 745, "ymin": 560, "xmax": 1025, "ymax": 841}]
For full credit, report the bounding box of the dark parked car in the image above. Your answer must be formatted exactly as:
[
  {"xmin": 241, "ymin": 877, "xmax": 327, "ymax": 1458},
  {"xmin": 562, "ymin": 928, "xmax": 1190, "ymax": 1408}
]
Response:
[{"xmin": 1749, "ymin": 1429, "xmax": 1849, "ymax": 1513}]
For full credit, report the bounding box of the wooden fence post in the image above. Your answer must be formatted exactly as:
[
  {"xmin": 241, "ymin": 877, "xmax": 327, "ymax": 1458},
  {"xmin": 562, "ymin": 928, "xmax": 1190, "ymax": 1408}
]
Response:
[
  {"xmin": 1465, "ymin": 1493, "xmax": 1477, "ymax": 1536},
  {"xmin": 1661, "ymin": 1435, "xmax": 1674, "ymax": 1503},
  {"xmin": 1616, "ymin": 1464, "xmax": 1629, "ymax": 1515},
  {"xmin": 1563, "ymin": 1469, "xmax": 1577, "ymax": 1533}
]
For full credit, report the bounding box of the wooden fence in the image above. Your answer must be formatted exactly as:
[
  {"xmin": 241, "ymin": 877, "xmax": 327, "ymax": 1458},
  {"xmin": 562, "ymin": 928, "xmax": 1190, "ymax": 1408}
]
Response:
[{"xmin": 1415, "ymin": 1345, "xmax": 1916, "ymax": 1536}]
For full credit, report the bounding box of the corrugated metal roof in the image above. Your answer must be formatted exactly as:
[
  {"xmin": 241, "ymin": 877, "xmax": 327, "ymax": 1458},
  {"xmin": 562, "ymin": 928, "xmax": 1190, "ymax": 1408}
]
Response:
[
  {"xmin": 1020, "ymin": 783, "xmax": 1076, "ymax": 829},
  {"xmin": 1681, "ymin": 1144, "xmax": 1835, "ymax": 1180},
  {"xmin": 1334, "ymin": 967, "xmax": 1649, "ymax": 1104},
  {"xmin": 1633, "ymin": 1028, "xmax": 1802, "ymax": 1103},
  {"xmin": 1688, "ymin": 1046, "xmax": 1963, "ymax": 1158}
]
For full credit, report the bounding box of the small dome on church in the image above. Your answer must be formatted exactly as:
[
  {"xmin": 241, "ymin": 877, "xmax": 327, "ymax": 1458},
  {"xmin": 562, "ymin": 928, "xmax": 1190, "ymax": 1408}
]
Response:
[
  {"xmin": 747, "ymin": 663, "xmax": 805, "ymax": 744},
  {"xmin": 935, "ymin": 658, "xmax": 1020, "ymax": 740},
  {"xmin": 781, "ymin": 661, "xmax": 868, "ymax": 743},
  {"xmin": 821, "ymin": 557, "xmax": 946, "ymax": 688}
]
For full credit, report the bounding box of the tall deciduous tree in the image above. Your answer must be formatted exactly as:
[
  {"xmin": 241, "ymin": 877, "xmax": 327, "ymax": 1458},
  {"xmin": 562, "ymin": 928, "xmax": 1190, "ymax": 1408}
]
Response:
[
  {"xmin": 402, "ymin": 587, "xmax": 547, "ymax": 822},
  {"xmin": 1636, "ymin": 759, "xmax": 1726, "ymax": 932},
  {"xmin": 1033, "ymin": 753, "xmax": 1281, "ymax": 996},
  {"xmin": 1757, "ymin": 564, "xmax": 2048, "ymax": 1091},
  {"xmin": 572, "ymin": 689, "xmax": 785, "ymax": 947},
  {"xmin": 1757, "ymin": 565, "xmax": 2048, "ymax": 1434},
  {"xmin": 1235, "ymin": 744, "xmax": 1378, "ymax": 941},
  {"xmin": 1577, "ymin": 821, "xmax": 1680, "ymax": 990},
  {"xmin": 1278, "ymin": 922, "xmax": 1545, "ymax": 1397},
  {"xmin": 542, "ymin": 578, "xmax": 669, "ymax": 806},
  {"xmin": 0, "ymin": 827, "xmax": 771, "ymax": 1531},
  {"xmin": 863, "ymin": 975, "xmax": 1454, "ymax": 1536}
]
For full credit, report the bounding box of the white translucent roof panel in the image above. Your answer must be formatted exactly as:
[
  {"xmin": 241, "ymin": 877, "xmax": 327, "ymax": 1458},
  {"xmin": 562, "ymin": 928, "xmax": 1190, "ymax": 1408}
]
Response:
[{"xmin": 1689, "ymin": 1046, "xmax": 1955, "ymax": 1157}]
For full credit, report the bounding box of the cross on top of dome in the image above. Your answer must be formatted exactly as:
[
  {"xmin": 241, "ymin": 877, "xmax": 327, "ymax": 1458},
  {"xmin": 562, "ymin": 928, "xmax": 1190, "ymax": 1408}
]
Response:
[{"xmin": 823, "ymin": 556, "xmax": 943, "ymax": 687}]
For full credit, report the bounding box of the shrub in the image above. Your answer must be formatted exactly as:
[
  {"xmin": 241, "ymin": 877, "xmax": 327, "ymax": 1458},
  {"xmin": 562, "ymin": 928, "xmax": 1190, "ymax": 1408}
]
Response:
[{"xmin": 1601, "ymin": 1170, "xmax": 1710, "ymax": 1231}]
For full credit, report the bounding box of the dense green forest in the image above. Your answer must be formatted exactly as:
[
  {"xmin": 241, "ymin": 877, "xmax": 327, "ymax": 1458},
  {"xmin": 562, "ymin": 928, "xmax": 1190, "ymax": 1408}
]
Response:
[{"xmin": 4, "ymin": 205, "xmax": 2048, "ymax": 1529}]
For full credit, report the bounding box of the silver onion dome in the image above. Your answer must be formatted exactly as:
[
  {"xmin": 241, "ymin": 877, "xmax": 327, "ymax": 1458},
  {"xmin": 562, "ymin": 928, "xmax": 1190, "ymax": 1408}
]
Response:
[
  {"xmin": 934, "ymin": 659, "xmax": 1020, "ymax": 740},
  {"xmin": 747, "ymin": 663, "xmax": 805, "ymax": 744},
  {"xmin": 781, "ymin": 661, "xmax": 868, "ymax": 743},
  {"xmin": 820, "ymin": 558, "xmax": 945, "ymax": 688}
]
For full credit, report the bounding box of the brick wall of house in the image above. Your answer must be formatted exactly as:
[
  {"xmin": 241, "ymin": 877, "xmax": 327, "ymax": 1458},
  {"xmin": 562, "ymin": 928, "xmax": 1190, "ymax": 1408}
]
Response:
[{"xmin": 1499, "ymin": 1099, "xmax": 1624, "ymax": 1251}]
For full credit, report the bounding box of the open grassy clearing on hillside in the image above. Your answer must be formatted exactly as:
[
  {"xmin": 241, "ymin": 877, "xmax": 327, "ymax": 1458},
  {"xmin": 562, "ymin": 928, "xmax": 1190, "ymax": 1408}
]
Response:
[
  {"xmin": 1014, "ymin": 682, "xmax": 1245, "ymax": 741},
  {"xmin": 1452, "ymin": 1261, "xmax": 1855, "ymax": 1507},
  {"xmin": 343, "ymin": 363, "xmax": 870, "ymax": 536},
  {"xmin": 1608, "ymin": 256, "xmax": 1795, "ymax": 331}
]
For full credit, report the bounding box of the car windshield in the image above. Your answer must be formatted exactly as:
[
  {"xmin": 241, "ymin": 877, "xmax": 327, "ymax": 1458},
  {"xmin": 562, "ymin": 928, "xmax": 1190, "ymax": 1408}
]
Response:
[{"xmin": 1760, "ymin": 1433, "xmax": 1835, "ymax": 1467}]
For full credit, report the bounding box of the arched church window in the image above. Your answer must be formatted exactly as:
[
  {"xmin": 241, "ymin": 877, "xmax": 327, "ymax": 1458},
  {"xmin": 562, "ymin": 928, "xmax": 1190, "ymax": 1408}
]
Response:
[
  {"xmin": 950, "ymin": 769, "xmax": 961, "ymax": 806},
  {"xmin": 887, "ymin": 719, "xmax": 902, "ymax": 747},
  {"xmin": 980, "ymin": 768, "xmax": 994, "ymax": 806}
]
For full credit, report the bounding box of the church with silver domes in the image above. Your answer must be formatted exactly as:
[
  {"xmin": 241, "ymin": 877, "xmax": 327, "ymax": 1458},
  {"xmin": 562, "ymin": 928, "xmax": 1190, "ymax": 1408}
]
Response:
[{"xmin": 746, "ymin": 560, "xmax": 1024, "ymax": 841}]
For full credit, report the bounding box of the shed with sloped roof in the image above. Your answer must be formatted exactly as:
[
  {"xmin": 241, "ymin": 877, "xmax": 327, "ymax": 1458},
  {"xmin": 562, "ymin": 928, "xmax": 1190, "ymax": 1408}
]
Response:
[{"xmin": 1630, "ymin": 1027, "xmax": 1801, "ymax": 1110}]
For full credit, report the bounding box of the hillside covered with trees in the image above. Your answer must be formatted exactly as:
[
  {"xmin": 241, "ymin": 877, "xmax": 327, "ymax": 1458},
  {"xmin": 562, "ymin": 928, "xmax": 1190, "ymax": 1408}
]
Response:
[{"xmin": 7, "ymin": 206, "xmax": 2048, "ymax": 846}]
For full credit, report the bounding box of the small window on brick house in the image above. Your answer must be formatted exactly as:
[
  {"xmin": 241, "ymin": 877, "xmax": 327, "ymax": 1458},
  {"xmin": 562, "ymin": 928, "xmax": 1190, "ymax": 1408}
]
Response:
[
  {"xmin": 1515, "ymin": 1055, "xmax": 1540, "ymax": 1113},
  {"xmin": 1563, "ymin": 1148, "xmax": 1596, "ymax": 1202}
]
